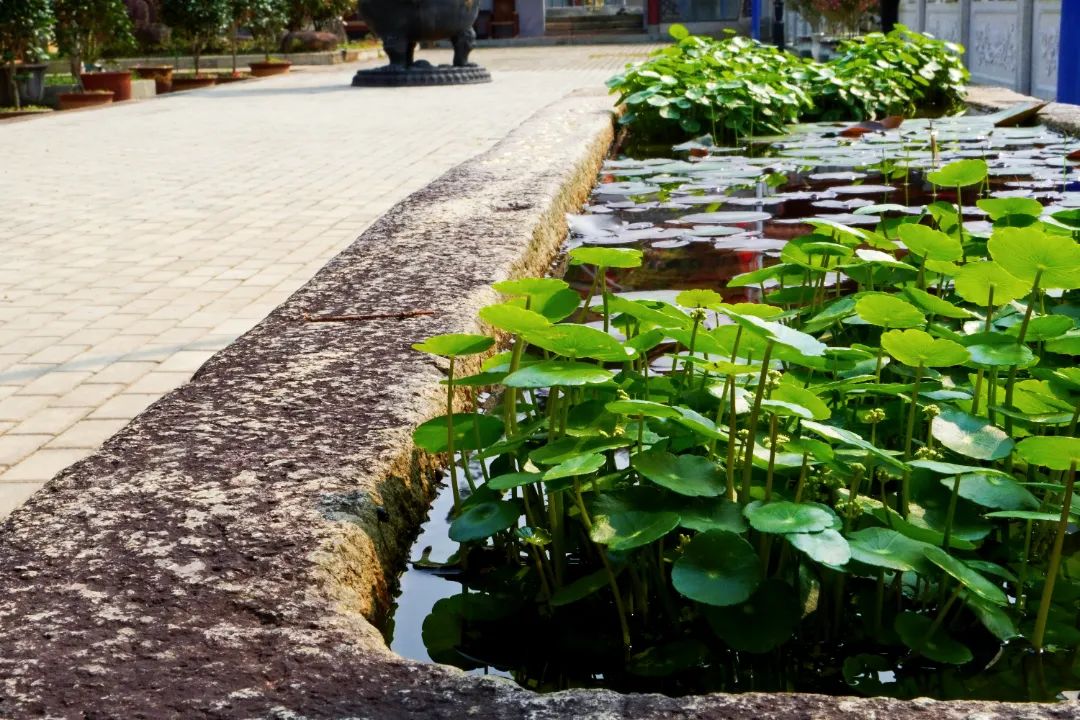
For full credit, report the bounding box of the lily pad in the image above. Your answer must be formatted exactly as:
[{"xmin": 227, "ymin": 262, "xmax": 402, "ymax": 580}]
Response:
[
  {"xmin": 449, "ymin": 500, "xmax": 519, "ymax": 542},
  {"xmin": 931, "ymin": 407, "xmax": 1014, "ymax": 461},
  {"xmin": 898, "ymin": 224, "xmax": 963, "ymax": 261},
  {"xmin": 987, "ymin": 226, "xmax": 1080, "ymax": 289},
  {"xmin": 847, "ymin": 527, "xmax": 932, "ymax": 572},
  {"xmin": 953, "ymin": 261, "xmax": 1031, "ymax": 306},
  {"xmin": 672, "ymin": 530, "xmax": 761, "ymax": 607},
  {"xmin": 881, "ymin": 329, "xmax": 969, "ymax": 367},
  {"xmin": 855, "ymin": 294, "xmax": 926, "ymax": 329},
  {"xmin": 744, "ymin": 501, "xmax": 833, "ymax": 534},
  {"xmin": 923, "ymin": 545, "xmax": 1008, "ymax": 606},
  {"xmin": 503, "ymin": 361, "xmax": 614, "ymax": 388},
  {"xmin": 633, "ymin": 449, "xmax": 723, "ymax": 497},
  {"xmin": 413, "ymin": 333, "xmax": 494, "ymax": 357},
  {"xmin": 1014, "ymin": 435, "xmax": 1080, "ymax": 471},
  {"xmin": 787, "ymin": 528, "xmax": 851, "ymax": 566}
]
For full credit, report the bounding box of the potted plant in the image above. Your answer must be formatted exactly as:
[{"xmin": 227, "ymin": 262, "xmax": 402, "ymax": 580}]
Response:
[
  {"xmin": 161, "ymin": 0, "xmax": 229, "ymax": 89},
  {"xmin": 0, "ymin": 0, "xmax": 52, "ymax": 110},
  {"xmin": 246, "ymin": 0, "xmax": 290, "ymax": 76},
  {"xmin": 54, "ymin": 0, "xmax": 136, "ymax": 103},
  {"xmin": 132, "ymin": 63, "xmax": 174, "ymax": 92}
]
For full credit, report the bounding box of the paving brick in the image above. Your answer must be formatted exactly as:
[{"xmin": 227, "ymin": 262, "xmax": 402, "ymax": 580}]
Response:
[
  {"xmin": 47, "ymin": 419, "xmax": 129, "ymax": 449},
  {"xmin": 0, "ymin": 449, "xmax": 89, "ymax": 482},
  {"xmin": 87, "ymin": 393, "xmax": 160, "ymax": 420}
]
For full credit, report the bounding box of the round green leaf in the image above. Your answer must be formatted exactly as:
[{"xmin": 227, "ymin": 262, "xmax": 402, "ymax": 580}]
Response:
[
  {"xmin": 672, "ymin": 530, "xmax": 762, "ymax": 607},
  {"xmin": 449, "ymin": 500, "xmax": 519, "ymax": 542},
  {"xmin": 771, "ymin": 384, "xmax": 831, "ymax": 420},
  {"xmin": 487, "ymin": 472, "xmax": 542, "ymax": 491},
  {"xmin": 632, "ymin": 449, "xmax": 724, "ymax": 497},
  {"xmin": 847, "ymin": 527, "xmax": 932, "ymax": 572},
  {"xmin": 923, "ymin": 546, "xmax": 1008, "ymax": 606},
  {"xmin": 926, "ymin": 158, "xmax": 987, "ymax": 188},
  {"xmin": 894, "ymin": 612, "xmax": 973, "ymax": 664},
  {"xmin": 550, "ymin": 569, "xmax": 609, "ymax": 606},
  {"xmin": 902, "ymin": 286, "xmax": 972, "ymax": 319},
  {"xmin": 605, "ymin": 398, "xmax": 682, "ymax": 419},
  {"xmin": 931, "ymin": 407, "xmax": 1014, "ymax": 461},
  {"xmin": 897, "ymin": 224, "xmax": 963, "ymax": 261},
  {"xmin": 503, "ymin": 361, "xmax": 614, "ymax": 388},
  {"xmin": 569, "ymin": 246, "xmax": 643, "ymax": 268},
  {"xmin": 744, "ymin": 501, "xmax": 833, "ymax": 534},
  {"xmin": 704, "ymin": 579, "xmax": 800, "ymax": 653},
  {"xmin": 965, "ymin": 342, "xmax": 1036, "ymax": 368},
  {"xmin": 976, "ymin": 197, "xmax": 1043, "ymax": 221},
  {"xmin": 723, "ymin": 310, "xmax": 826, "ymax": 356},
  {"xmin": 530, "ymin": 288, "xmax": 583, "ymax": 323},
  {"xmin": 413, "ymin": 413, "xmax": 504, "ymax": 453},
  {"xmin": 943, "ymin": 473, "xmax": 1039, "ymax": 510},
  {"xmin": 543, "ymin": 453, "xmax": 606, "ymax": 481},
  {"xmin": 590, "ymin": 508, "xmax": 680, "ymax": 552},
  {"xmin": 523, "ymin": 324, "xmax": 632, "ymax": 362},
  {"xmin": 479, "ymin": 303, "xmax": 552, "ymax": 334},
  {"xmin": 492, "ymin": 277, "xmax": 570, "ymax": 297},
  {"xmin": 987, "ymin": 226, "xmax": 1080, "ymax": 289},
  {"xmin": 1046, "ymin": 331, "xmax": 1080, "ymax": 355},
  {"xmin": 678, "ymin": 498, "xmax": 748, "ymax": 533},
  {"xmin": 855, "ymin": 294, "xmax": 927, "ymax": 329},
  {"xmin": 881, "ymin": 329, "xmax": 969, "ymax": 367},
  {"xmin": 413, "ymin": 333, "xmax": 494, "ymax": 357},
  {"xmin": 1009, "ymin": 315, "xmax": 1073, "ymax": 341},
  {"xmin": 953, "ymin": 261, "xmax": 1031, "ymax": 306},
  {"xmin": 1015, "ymin": 435, "xmax": 1080, "ymax": 471},
  {"xmin": 787, "ymin": 528, "xmax": 851, "ymax": 566},
  {"xmin": 676, "ymin": 289, "xmax": 725, "ymax": 308}
]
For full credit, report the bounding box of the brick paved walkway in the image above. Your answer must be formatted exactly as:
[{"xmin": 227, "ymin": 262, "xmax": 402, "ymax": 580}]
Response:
[{"xmin": 0, "ymin": 45, "xmax": 654, "ymax": 516}]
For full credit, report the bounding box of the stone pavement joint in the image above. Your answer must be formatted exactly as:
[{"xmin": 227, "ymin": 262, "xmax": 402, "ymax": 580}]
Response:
[{"xmin": 0, "ymin": 45, "xmax": 655, "ymax": 516}]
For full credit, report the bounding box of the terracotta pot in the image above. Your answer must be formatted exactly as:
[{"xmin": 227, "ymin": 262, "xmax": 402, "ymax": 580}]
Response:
[
  {"xmin": 170, "ymin": 75, "xmax": 217, "ymax": 92},
  {"xmin": 58, "ymin": 91, "xmax": 115, "ymax": 111},
  {"xmin": 213, "ymin": 72, "xmax": 251, "ymax": 84},
  {"xmin": 80, "ymin": 71, "xmax": 133, "ymax": 101},
  {"xmin": 132, "ymin": 65, "xmax": 173, "ymax": 94},
  {"xmin": 249, "ymin": 61, "xmax": 292, "ymax": 77}
]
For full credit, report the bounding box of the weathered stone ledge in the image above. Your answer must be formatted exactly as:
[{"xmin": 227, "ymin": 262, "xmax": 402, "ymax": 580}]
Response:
[
  {"xmin": 0, "ymin": 84, "xmax": 1076, "ymax": 719},
  {"xmin": 967, "ymin": 85, "xmax": 1080, "ymax": 137}
]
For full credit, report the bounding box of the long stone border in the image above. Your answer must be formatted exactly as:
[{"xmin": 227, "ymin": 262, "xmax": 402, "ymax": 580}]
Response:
[{"xmin": 0, "ymin": 87, "xmax": 1077, "ymax": 719}]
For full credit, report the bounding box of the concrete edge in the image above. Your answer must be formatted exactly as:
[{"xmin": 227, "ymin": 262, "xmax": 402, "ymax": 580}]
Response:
[{"xmin": 966, "ymin": 85, "xmax": 1080, "ymax": 136}]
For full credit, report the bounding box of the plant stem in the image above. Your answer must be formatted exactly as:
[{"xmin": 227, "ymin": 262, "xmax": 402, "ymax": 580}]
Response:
[
  {"xmin": 765, "ymin": 413, "xmax": 779, "ymax": 501},
  {"xmin": 900, "ymin": 363, "xmax": 925, "ymax": 516},
  {"xmin": 741, "ymin": 341, "xmax": 775, "ymax": 502},
  {"xmin": 1032, "ymin": 461, "xmax": 1077, "ymax": 650},
  {"xmin": 941, "ymin": 473, "xmax": 961, "ymax": 553},
  {"xmin": 446, "ymin": 357, "xmax": 461, "ymax": 513},
  {"xmin": 573, "ymin": 479, "xmax": 631, "ymax": 652}
]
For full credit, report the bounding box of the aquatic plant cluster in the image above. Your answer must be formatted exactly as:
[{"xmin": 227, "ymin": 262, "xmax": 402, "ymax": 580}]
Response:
[
  {"xmin": 607, "ymin": 25, "xmax": 969, "ymax": 141},
  {"xmin": 406, "ymin": 115, "xmax": 1080, "ymax": 700}
]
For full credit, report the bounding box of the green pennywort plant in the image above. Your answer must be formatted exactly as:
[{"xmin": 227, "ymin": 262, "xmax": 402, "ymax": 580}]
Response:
[{"xmin": 411, "ymin": 157, "xmax": 1080, "ymax": 697}]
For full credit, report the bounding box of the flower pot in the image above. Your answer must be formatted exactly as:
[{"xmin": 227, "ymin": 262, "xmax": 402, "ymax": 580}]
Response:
[
  {"xmin": 170, "ymin": 75, "xmax": 217, "ymax": 92},
  {"xmin": 249, "ymin": 61, "xmax": 291, "ymax": 77},
  {"xmin": 133, "ymin": 65, "xmax": 173, "ymax": 94},
  {"xmin": 58, "ymin": 90, "xmax": 115, "ymax": 111},
  {"xmin": 80, "ymin": 71, "xmax": 133, "ymax": 101},
  {"xmin": 0, "ymin": 63, "xmax": 48, "ymax": 106},
  {"xmin": 213, "ymin": 72, "xmax": 251, "ymax": 84}
]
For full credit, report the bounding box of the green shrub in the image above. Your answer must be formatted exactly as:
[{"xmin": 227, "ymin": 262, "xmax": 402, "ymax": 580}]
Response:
[
  {"xmin": 609, "ymin": 24, "xmax": 969, "ymax": 142},
  {"xmin": 0, "ymin": 0, "xmax": 53, "ymax": 107},
  {"xmin": 161, "ymin": 0, "xmax": 230, "ymax": 74},
  {"xmin": 53, "ymin": 0, "xmax": 135, "ymax": 87}
]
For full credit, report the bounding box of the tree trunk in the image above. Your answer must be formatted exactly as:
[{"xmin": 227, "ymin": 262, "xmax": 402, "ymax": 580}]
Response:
[
  {"xmin": 6, "ymin": 61, "xmax": 20, "ymax": 110},
  {"xmin": 70, "ymin": 52, "xmax": 84, "ymax": 92},
  {"xmin": 231, "ymin": 21, "xmax": 239, "ymax": 75}
]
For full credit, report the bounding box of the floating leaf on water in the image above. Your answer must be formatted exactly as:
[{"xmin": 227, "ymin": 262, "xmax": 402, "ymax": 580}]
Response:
[
  {"xmin": 672, "ymin": 530, "xmax": 761, "ymax": 607},
  {"xmin": 705, "ymin": 579, "xmax": 800, "ymax": 652},
  {"xmin": 855, "ymin": 294, "xmax": 926, "ymax": 329},
  {"xmin": 503, "ymin": 361, "xmax": 614, "ymax": 388},
  {"xmin": 926, "ymin": 158, "xmax": 988, "ymax": 188},
  {"xmin": 943, "ymin": 473, "xmax": 1039, "ymax": 510},
  {"xmin": 1014, "ymin": 435, "xmax": 1080, "ymax": 471},
  {"xmin": 744, "ymin": 501, "xmax": 833, "ymax": 534},
  {"xmin": 413, "ymin": 413, "xmax": 504, "ymax": 453},
  {"xmin": 632, "ymin": 449, "xmax": 724, "ymax": 497},
  {"xmin": 953, "ymin": 261, "xmax": 1031, "ymax": 306},
  {"xmin": 847, "ymin": 527, "xmax": 932, "ymax": 573},
  {"xmin": 987, "ymin": 226, "xmax": 1080, "ymax": 289},
  {"xmin": 894, "ymin": 612, "xmax": 973, "ymax": 665},
  {"xmin": 787, "ymin": 528, "xmax": 851, "ymax": 566},
  {"xmin": 881, "ymin": 329, "xmax": 969, "ymax": 367},
  {"xmin": 897, "ymin": 224, "xmax": 963, "ymax": 261},
  {"xmin": 568, "ymin": 246, "xmax": 644, "ymax": 268},
  {"xmin": 677, "ymin": 210, "xmax": 772, "ymax": 224},
  {"xmin": 931, "ymin": 407, "xmax": 1014, "ymax": 461},
  {"xmin": 627, "ymin": 639, "xmax": 710, "ymax": 677},
  {"xmin": 449, "ymin": 500, "xmax": 519, "ymax": 542},
  {"xmin": 923, "ymin": 546, "xmax": 1008, "ymax": 606}
]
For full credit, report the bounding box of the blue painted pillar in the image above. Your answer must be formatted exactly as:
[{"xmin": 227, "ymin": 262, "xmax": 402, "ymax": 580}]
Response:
[
  {"xmin": 1060, "ymin": 0, "xmax": 1080, "ymax": 103},
  {"xmin": 751, "ymin": 0, "xmax": 761, "ymax": 39}
]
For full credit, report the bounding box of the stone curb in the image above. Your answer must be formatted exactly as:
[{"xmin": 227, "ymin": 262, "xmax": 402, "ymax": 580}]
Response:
[
  {"xmin": 0, "ymin": 84, "xmax": 1075, "ymax": 720},
  {"xmin": 966, "ymin": 85, "xmax": 1080, "ymax": 137}
]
